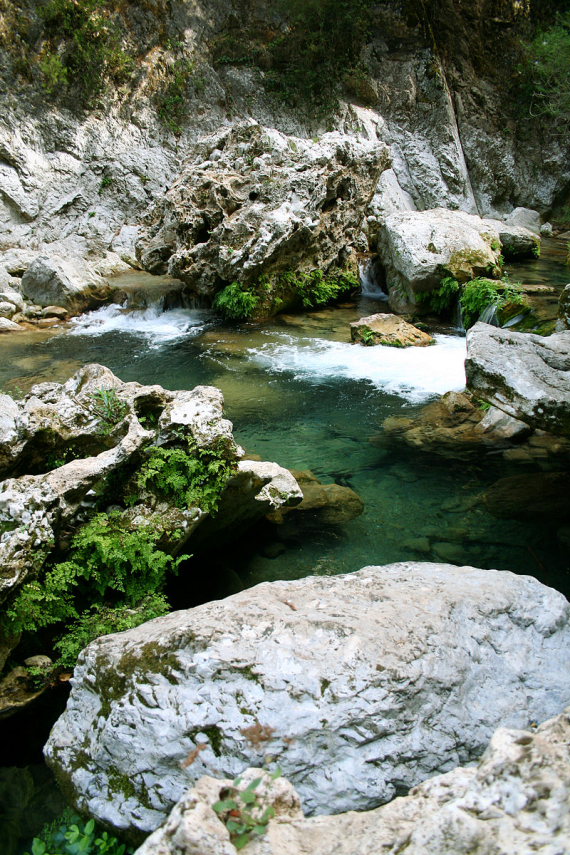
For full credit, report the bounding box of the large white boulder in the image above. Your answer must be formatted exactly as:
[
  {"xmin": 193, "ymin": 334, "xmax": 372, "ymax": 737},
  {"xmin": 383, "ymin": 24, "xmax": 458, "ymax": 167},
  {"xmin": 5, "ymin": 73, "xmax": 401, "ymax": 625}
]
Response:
[
  {"xmin": 45, "ymin": 562, "xmax": 570, "ymax": 838},
  {"xmin": 379, "ymin": 209, "xmax": 501, "ymax": 313},
  {"xmin": 20, "ymin": 254, "xmax": 111, "ymax": 310}
]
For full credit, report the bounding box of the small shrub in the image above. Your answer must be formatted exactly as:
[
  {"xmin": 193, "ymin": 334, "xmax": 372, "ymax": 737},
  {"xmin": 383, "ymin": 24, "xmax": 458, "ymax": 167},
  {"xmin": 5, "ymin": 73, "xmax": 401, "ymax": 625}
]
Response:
[
  {"xmin": 88, "ymin": 387, "xmax": 129, "ymax": 432},
  {"xmin": 214, "ymin": 283, "xmax": 260, "ymax": 321},
  {"xmin": 213, "ymin": 773, "xmax": 281, "ymax": 850},
  {"xmin": 519, "ymin": 12, "xmax": 570, "ymax": 126},
  {"xmin": 26, "ymin": 807, "xmax": 132, "ymax": 855},
  {"xmin": 54, "ymin": 595, "xmax": 170, "ymax": 669},
  {"xmin": 292, "ymin": 269, "xmax": 358, "ymax": 308},
  {"xmin": 156, "ymin": 56, "xmax": 197, "ymax": 134},
  {"xmin": 420, "ymin": 276, "xmax": 460, "ymax": 314}
]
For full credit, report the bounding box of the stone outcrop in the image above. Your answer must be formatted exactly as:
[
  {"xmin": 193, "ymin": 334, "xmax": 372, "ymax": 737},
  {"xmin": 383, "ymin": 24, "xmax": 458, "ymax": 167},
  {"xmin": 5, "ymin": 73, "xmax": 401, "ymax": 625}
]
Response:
[
  {"xmin": 136, "ymin": 709, "xmax": 570, "ymax": 855},
  {"xmin": 350, "ymin": 313, "xmax": 434, "ymax": 347},
  {"xmin": 20, "ymin": 255, "xmax": 112, "ymax": 311},
  {"xmin": 267, "ymin": 469, "xmax": 364, "ymax": 526},
  {"xmin": 378, "ymin": 209, "xmax": 501, "ymax": 313},
  {"xmin": 465, "ymin": 323, "xmax": 570, "ymax": 436},
  {"xmin": 45, "ymin": 562, "xmax": 570, "ymax": 838},
  {"xmin": 558, "ymin": 284, "xmax": 570, "ymax": 330},
  {"xmin": 0, "ymin": 365, "xmax": 301, "ymax": 657},
  {"xmin": 136, "ymin": 121, "xmax": 390, "ymax": 296}
]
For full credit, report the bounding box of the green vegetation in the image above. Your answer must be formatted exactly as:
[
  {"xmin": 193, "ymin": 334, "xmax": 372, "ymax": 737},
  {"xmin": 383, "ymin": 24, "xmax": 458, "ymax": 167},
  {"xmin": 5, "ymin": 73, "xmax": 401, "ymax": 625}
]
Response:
[
  {"xmin": 421, "ymin": 275, "xmax": 526, "ymax": 329},
  {"xmin": 520, "ymin": 11, "xmax": 570, "ymax": 126},
  {"xmin": 37, "ymin": 0, "xmax": 134, "ymax": 105},
  {"xmin": 213, "ymin": 282, "xmax": 260, "ymax": 321},
  {"xmin": 213, "ymin": 772, "xmax": 281, "ymax": 850},
  {"xmin": 88, "ymin": 387, "xmax": 129, "ymax": 432},
  {"xmin": 26, "ymin": 808, "xmax": 132, "ymax": 855},
  {"xmin": 285, "ymin": 269, "xmax": 358, "ymax": 308},
  {"xmin": 136, "ymin": 437, "xmax": 239, "ymax": 515}
]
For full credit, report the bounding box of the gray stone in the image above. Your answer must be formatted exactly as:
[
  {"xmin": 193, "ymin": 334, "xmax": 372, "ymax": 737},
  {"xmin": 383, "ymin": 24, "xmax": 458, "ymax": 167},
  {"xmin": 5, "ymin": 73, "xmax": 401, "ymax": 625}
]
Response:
[
  {"xmin": 559, "ymin": 284, "xmax": 570, "ymax": 330},
  {"xmin": 20, "ymin": 255, "xmax": 110, "ymax": 310},
  {"xmin": 505, "ymin": 206, "xmax": 541, "ymax": 235},
  {"xmin": 45, "ymin": 562, "xmax": 570, "ymax": 838},
  {"xmin": 0, "ymin": 317, "xmax": 22, "ymax": 331},
  {"xmin": 136, "ymin": 710, "xmax": 570, "ymax": 855},
  {"xmin": 465, "ymin": 323, "xmax": 570, "ymax": 435},
  {"xmin": 0, "ymin": 301, "xmax": 16, "ymax": 317},
  {"xmin": 379, "ymin": 209, "xmax": 501, "ymax": 313}
]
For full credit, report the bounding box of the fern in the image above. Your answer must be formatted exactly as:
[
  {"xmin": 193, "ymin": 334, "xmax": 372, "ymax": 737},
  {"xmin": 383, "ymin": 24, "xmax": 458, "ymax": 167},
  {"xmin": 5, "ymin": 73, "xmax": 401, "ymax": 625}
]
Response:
[{"xmin": 137, "ymin": 439, "xmax": 238, "ymax": 515}]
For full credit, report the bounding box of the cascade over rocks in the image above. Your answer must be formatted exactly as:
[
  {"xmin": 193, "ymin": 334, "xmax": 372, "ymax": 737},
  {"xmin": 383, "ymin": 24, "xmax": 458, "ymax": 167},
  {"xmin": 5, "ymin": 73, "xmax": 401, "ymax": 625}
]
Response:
[
  {"xmin": 465, "ymin": 323, "xmax": 570, "ymax": 436},
  {"xmin": 136, "ymin": 122, "xmax": 390, "ymax": 297},
  {"xmin": 45, "ymin": 562, "xmax": 570, "ymax": 838},
  {"xmin": 135, "ymin": 709, "xmax": 570, "ymax": 855}
]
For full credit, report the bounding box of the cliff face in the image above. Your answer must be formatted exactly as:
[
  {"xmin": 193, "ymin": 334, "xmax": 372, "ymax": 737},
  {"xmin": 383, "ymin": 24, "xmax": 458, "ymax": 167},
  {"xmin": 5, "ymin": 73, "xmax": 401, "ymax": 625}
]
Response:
[{"xmin": 0, "ymin": 0, "xmax": 567, "ymax": 293}]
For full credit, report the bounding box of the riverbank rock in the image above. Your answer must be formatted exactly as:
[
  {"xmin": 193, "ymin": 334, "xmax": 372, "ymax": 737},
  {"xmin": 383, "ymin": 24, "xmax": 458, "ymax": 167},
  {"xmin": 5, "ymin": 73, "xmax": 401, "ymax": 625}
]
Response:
[
  {"xmin": 136, "ymin": 708, "xmax": 570, "ymax": 855},
  {"xmin": 381, "ymin": 391, "xmax": 531, "ymax": 459},
  {"xmin": 267, "ymin": 469, "xmax": 364, "ymax": 525},
  {"xmin": 136, "ymin": 121, "xmax": 390, "ymax": 297},
  {"xmin": 465, "ymin": 323, "xmax": 570, "ymax": 435},
  {"xmin": 20, "ymin": 255, "xmax": 112, "ymax": 312},
  {"xmin": 484, "ymin": 471, "xmax": 570, "ymax": 522},
  {"xmin": 350, "ymin": 313, "xmax": 434, "ymax": 347},
  {"xmin": 378, "ymin": 209, "xmax": 502, "ymax": 313},
  {"xmin": 558, "ymin": 284, "xmax": 570, "ymax": 329},
  {"xmin": 45, "ymin": 562, "xmax": 570, "ymax": 838},
  {"xmin": 0, "ymin": 364, "xmax": 301, "ymax": 663}
]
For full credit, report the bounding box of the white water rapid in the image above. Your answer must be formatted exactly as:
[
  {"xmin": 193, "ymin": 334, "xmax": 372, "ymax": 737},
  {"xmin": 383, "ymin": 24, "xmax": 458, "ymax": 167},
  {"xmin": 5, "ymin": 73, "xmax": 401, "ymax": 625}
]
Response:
[
  {"xmin": 69, "ymin": 303, "xmax": 213, "ymax": 345},
  {"xmin": 246, "ymin": 333, "xmax": 466, "ymax": 402}
]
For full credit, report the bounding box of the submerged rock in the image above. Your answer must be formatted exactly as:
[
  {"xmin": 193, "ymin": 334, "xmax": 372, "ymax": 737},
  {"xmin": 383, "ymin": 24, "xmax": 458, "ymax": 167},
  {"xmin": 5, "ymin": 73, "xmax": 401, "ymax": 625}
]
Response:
[
  {"xmin": 379, "ymin": 209, "xmax": 501, "ymax": 313},
  {"xmin": 136, "ymin": 709, "xmax": 570, "ymax": 855},
  {"xmin": 465, "ymin": 323, "xmax": 570, "ymax": 435},
  {"xmin": 45, "ymin": 562, "xmax": 570, "ymax": 838},
  {"xmin": 267, "ymin": 469, "xmax": 364, "ymax": 525},
  {"xmin": 350, "ymin": 313, "xmax": 434, "ymax": 347}
]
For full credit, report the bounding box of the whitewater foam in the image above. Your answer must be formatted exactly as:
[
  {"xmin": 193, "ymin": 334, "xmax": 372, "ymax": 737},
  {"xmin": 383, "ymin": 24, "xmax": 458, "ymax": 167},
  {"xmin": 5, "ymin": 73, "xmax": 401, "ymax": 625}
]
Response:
[
  {"xmin": 247, "ymin": 333, "xmax": 466, "ymax": 402},
  {"xmin": 69, "ymin": 304, "xmax": 212, "ymax": 345}
]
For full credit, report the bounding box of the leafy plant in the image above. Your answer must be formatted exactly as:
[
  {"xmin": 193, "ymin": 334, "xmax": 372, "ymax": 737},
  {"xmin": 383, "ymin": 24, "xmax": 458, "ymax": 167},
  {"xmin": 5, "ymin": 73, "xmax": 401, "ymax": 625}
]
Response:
[
  {"xmin": 156, "ymin": 55, "xmax": 199, "ymax": 134},
  {"xmin": 88, "ymin": 387, "xmax": 129, "ymax": 432},
  {"xmin": 214, "ymin": 282, "xmax": 260, "ymax": 321},
  {"xmin": 213, "ymin": 774, "xmax": 280, "ymax": 850},
  {"xmin": 26, "ymin": 808, "xmax": 132, "ymax": 855},
  {"xmin": 291, "ymin": 269, "xmax": 358, "ymax": 308},
  {"xmin": 359, "ymin": 328, "xmax": 376, "ymax": 346},
  {"xmin": 520, "ymin": 11, "xmax": 570, "ymax": 126},
  {"xmin": 137, "ymin": 438, "xmax": 238, "ymax": 515},
  {"xmin": 420, "ymin": 276, "xmax": 460, "ymax": 314}
]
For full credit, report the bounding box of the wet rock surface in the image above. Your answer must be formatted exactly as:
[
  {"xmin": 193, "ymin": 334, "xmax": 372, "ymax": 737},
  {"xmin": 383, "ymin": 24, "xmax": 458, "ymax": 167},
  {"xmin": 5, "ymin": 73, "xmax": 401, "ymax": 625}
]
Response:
[
  {"xmin": 378, "ymin": 209, "xmax": 501, "ymax": 313},
  {"xmin": 45, "ymin": 562, "xmax": 570, "ymax": 838},
  {"xmin": 350, "ymin": 313, "xmax": 434, "ymax": 347}
]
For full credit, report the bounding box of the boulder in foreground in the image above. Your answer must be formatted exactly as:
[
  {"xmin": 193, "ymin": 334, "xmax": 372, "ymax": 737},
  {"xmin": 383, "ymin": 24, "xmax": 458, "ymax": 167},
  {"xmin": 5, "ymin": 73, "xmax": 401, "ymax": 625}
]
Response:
[{"xmin": 45, "ymin": 562, "xmax": 570, "ymax": 838}]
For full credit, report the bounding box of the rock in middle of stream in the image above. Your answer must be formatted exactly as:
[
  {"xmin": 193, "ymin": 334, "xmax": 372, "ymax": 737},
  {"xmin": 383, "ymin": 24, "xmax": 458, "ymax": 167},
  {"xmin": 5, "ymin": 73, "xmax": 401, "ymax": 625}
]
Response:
[{"xmin": 45, "ymin": 561, "xmax": 570, "ymax": 839}]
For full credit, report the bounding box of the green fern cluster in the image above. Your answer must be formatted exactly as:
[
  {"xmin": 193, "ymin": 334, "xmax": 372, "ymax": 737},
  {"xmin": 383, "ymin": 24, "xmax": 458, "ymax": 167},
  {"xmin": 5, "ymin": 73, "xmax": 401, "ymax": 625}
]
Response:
[
  {"xmin": 137, "ymin": 438, "xmax": 238, "ymax": 515},
  {"xmin": 421, "ymin": 275, "xmax": 525, "ymax": 329},
  {"xmin": 213, "ymin": 283, "xmax": 260, "ymax": 321},
  {"xmin": 283, "ymin": 269, "xmax": 358, "ymax": 308}
]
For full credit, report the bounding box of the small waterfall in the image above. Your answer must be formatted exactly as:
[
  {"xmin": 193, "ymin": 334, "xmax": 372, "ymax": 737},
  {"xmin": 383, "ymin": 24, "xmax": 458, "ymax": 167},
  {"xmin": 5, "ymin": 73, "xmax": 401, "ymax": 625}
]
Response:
[
  {"xmin": 452, "ymin": 298, "xmax": 465, "ymax": 333},
  {"xmin": 359, "ymin": 258, "xmax": 388, "ymax": 300},
  {"xmin": 478, "ymin": 303, "xmax": 500, "ymax": 326}
]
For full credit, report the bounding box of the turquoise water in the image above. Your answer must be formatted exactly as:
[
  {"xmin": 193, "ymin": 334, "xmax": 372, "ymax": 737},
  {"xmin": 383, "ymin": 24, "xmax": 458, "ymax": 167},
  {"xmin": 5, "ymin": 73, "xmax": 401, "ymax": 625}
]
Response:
[{"xmin": 0, "ymin": 277, "xmax": 567, "ymax": 600}]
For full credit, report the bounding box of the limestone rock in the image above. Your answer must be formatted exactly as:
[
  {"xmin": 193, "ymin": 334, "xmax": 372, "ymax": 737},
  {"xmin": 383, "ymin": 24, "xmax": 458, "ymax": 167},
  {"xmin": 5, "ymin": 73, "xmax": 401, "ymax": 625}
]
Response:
[
  {"xmin": 20, "ymin": 255, "xmax": 111, "ymax": 311},
  {"xmin": 350, "ymin": 313, "xmax": 434, "ymax": 347},
  {"xmin": 138, "ymin": 710, "xmax": 570, "ymax": 855},
  {"xmin": 465, "ymin": 323, "xmax": 570, "ymax": 435},
  {"xmin": 495, "ymin": 223, "xmax": 540, "ymax": 259},
  {"xmin": 0, "ymin": 365, "xmax": 301, "ymax": 607},
  {"xmin": 379, "ymin": 209, "xmax": 501, "ymax": 313},
  {"xmin": 505, "ymin": 206, "xmax": 541, "ymax": 235},
  {"xmin": 45, "ymin": 562, "xmax": 570, "ymax": 838},
  {"xmin": 0, "ymin": 317, "xmax": 22, "ymax": 332},
  {"xmin": 484, "ymin": 472, "xmax": 570, "ymax": 522},
  {"xmin": 137, "ymin": 122, "xmax": 390, "ymax": 296}
]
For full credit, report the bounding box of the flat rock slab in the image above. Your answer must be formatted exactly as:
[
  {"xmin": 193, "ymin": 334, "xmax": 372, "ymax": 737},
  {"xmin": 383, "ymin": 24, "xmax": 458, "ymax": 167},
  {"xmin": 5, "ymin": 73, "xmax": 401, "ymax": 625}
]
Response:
[
  {"xmin": 45, "ymin": 562, "xmax": 570, "ymax": 838},
  {"xmin": 465, "ymin": 322, "xmax": 570, "ymax": 435},
  {"xmin": 350, "ymin": 313, "xmax": 434, "ymax": 347}
]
